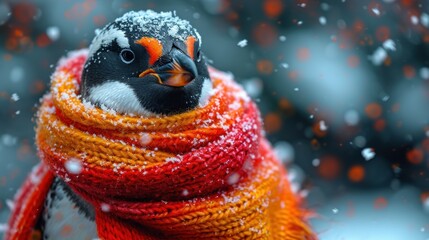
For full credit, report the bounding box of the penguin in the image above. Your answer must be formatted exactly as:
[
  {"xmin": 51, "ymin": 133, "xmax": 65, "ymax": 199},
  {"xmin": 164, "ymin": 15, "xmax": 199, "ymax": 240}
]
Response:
[
  {"xmin": 42, "ymin": 10, "xmax": 212, "ymax": 239},
  {"xmin": 81, "ymin": 10, "xmax": 212, "ymax": 116}
]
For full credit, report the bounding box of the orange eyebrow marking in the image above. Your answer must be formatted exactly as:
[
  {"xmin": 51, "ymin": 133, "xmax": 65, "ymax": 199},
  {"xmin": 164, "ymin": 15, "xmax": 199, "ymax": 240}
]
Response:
[
  {"xmin": 186, "ymin": 36, "xmax": 196, "ymax": 60},
  {"xmin": 135, "ymin": 37, "xmax": 163, "ymax": 65}
]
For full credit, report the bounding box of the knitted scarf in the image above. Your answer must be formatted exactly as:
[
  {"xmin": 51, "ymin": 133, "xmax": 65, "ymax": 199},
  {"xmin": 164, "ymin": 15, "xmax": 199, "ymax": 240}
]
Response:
[{"xmin": 6, "ymin": 50, "xmax": 314, "ymax": 240}]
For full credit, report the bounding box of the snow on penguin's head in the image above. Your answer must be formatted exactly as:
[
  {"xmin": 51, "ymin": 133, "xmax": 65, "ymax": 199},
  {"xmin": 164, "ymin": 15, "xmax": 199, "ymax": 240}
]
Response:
[{"xmin": 81, "ymin": 10, "xmax": 212, "ymax": 116}]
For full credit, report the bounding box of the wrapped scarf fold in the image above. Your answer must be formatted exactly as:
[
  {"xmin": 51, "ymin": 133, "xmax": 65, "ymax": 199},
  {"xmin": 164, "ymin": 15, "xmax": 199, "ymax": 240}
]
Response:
[{"xmin": 6, "ymin": 50, "xmax": 314, "ymax": 240}]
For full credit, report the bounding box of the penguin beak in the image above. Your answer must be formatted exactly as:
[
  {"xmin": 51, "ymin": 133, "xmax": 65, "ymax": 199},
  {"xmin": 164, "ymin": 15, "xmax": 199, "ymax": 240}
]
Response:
[{"xmin": 139, "ymin": 48, "xmax": 197, "ymax": 87}]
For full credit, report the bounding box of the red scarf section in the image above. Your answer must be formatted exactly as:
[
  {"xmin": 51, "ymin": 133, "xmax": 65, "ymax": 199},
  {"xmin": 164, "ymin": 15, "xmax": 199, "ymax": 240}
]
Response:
[{"xmin": 6, "ymin": 50, "xmax": 315, "ymax": 239}]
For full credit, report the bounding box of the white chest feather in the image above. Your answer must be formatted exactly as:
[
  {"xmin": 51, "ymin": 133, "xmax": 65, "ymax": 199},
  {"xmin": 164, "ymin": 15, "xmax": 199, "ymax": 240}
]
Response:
[{"xmin": 43, "ymin": 181, "xmax": 98, "ymax": 240}]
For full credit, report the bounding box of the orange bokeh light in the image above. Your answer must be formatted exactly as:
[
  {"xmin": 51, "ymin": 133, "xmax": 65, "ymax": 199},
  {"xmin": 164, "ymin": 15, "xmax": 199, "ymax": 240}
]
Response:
[
  {"xmin": 348, "ymin": 165, "xmax": 365, "ymax": 182},
  {"xmin": 406, "ymin": 148, "xmax": 424, "ymax": 165},
  {"xmin": 365, "ymin": 103, "xmax": 382, "ymax": 119},
  {"xmin": 257, "ymin": 59, "xmax": 274, "ymax": 74},
  {"xmin": 318, "ymin": 155, "xmax": 341, "ymax": 180},
  {"xmin": 263, "ymin": 0, "xmax": 283, "ymax": 19},
  {"xmin": 264, "ymin": 112, "xmax": 282, "ymax": 133}
]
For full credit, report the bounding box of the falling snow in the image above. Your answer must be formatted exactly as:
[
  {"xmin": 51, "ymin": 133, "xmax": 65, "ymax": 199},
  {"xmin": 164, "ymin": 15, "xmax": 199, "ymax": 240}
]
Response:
[
  {"xmin": 419, "ymin": 67, "xmax": 429, "ymax": 80},
  {"xmin": 319, "ymin": 16, "xmax": 327, "ymax": 25},
  {"xmin": 1, "ymin": 134, "xmax": 17, "ymax": 146},
  {"xmin": 100, "ymin": 203, "xmax": 111, "ymax": 212},
  {"xmin": 140, "ymin": 133, "xmax": 152, "ymax": 145},
  {"xmin": 0, "ymin": 223, "xmax": 7, "ymax": 232},
  {"xmin": 242, "ymin": 78, "xmax": 262, "ymax": 98},
  {"xmin": 237, "ymin": 39, "xmax": 248, "ymax": 47},
  {"xmin": 372, "ymin": 8, "xmax": 380, "ymax": 16},
  {"xmin": 10, "ymin": 93, "xmax": 19, "ymax": 101},
  {"xmin": 274, "ymin": 141, "xmax": 295, "ymax": 164},
  {"xmin": 6, "ymin": 199, "xmax": 14, "ymax": 210},
  {"xmin": 383, "ymin": 39, "xmax": 396, "ymax": 51},
  {"xmin": 370, "ymin": 47, "xmax": 387, "ymax": 66},
  {"xmin": 361, "ymin": 148, "xmax": 375, "ymax": 161},
  {"xmin": 227, "ymin": 172, "xmax": 240, "ymax": 185},
  {"xmin": 344, "ymin": 110, "xmax": 359, "ymax": 126},
  {"xmin": 10, "ymin": 67, "xmax": 24, "ymax": 82},
  {"xmin": 312, "ymin": 158, "xmax": 320, "ymax": 167},
  {"xmin": 280, "ymin": 62, "xmax": 289, "ymax": 69},
  {"xmin": 354, "ymin": 136, "xmax": 367, "ymax": 148},
  {"xmin": 46, "ymin": 26, "xmax": 60, "ymax": 41},
  {"xmin": 421, "ymin": 13, "xmax": 429, "ymax": 28},
  {"xmin": 319, "ymin": 120, "xmax": 328, "ymax": 131},
  {"xmin": 64, "ymin": 158, "xmax": 83, "ymax": 174},
  {"xmin": 411, "ymin": 15, "xmax": 419, "ymax": 25}
]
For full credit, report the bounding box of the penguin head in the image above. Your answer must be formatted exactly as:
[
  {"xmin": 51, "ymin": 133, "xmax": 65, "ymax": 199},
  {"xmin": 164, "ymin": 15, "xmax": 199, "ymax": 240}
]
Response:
[{"xmin": 81, "ymin": 10, "xmax": 212, "ymax": 116}]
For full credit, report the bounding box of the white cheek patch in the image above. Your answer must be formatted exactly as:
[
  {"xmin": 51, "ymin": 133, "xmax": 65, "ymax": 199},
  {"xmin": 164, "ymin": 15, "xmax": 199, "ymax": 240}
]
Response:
[
  {"xmin": 198, "ymin": 78, "xmax": 213, "ymax": 107},
  {"xmin": 87, "ymin": 81, "xmax": 155, "ymax": 116}
]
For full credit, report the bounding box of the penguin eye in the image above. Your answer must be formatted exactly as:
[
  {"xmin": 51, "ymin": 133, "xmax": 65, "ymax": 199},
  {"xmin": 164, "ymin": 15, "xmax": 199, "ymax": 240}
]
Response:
[{"xmin": 120, "ymin": 49, "xmax": 135, "ymax": 64}]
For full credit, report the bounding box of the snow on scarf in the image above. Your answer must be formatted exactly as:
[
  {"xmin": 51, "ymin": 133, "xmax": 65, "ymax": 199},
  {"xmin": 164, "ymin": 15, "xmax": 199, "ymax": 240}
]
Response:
[{"xmin": 6, "ymin": 50, "xmax": 314, "ymax": 240}]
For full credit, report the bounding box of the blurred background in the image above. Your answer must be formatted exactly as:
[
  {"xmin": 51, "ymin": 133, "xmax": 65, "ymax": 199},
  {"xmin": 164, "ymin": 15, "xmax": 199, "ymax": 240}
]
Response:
[{"xmin": 1, "ymin": 0, "xmax": 429, "ymax": 239}]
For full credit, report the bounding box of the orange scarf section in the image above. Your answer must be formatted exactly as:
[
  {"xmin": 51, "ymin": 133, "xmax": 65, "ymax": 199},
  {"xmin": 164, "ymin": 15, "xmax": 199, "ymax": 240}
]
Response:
[{"xmin": 6, "ymin": 50, "xmax": 315, "ymax": 239}]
